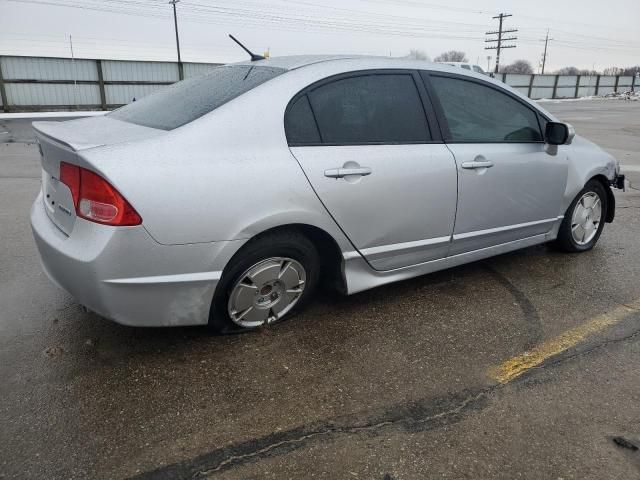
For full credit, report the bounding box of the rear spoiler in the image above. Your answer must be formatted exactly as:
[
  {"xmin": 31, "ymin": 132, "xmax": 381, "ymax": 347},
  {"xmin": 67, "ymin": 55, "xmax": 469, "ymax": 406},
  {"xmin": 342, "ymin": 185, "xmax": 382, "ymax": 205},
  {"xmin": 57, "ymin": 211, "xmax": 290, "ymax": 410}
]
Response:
[
  {"xmin": 32, "ymin": 121, "xmax": 91, "ymax": 151},
  {"xmin": 32, "ymin": 116, "xmax": 164, "ymax": 152}
]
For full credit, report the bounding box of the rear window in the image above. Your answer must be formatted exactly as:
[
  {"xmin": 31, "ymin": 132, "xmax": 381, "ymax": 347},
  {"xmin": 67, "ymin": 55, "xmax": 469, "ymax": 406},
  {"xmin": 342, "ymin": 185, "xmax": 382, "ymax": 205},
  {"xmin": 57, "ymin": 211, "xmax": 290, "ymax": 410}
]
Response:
[{"xmin": 109, "ymin": 65, "xmax": 285, "ymax": 130}]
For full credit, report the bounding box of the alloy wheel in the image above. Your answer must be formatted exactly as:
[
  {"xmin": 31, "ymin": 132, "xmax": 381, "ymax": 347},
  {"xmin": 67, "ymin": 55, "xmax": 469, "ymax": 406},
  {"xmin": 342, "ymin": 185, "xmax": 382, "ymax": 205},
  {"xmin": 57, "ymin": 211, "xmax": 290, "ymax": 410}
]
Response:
[
  {"xmin": 227, "ymin": 257, "xmax": 307, "ymax": 328},
  {"xmin": 570, "ymin": 191, "xmax": 602, "ymax": 246}
]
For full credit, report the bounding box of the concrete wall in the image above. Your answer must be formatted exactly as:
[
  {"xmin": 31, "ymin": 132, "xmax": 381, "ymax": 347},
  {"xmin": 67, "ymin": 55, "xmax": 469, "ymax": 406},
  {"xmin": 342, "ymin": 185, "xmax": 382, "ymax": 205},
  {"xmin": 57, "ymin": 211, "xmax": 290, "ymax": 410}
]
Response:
[{"xmin": 0, "ymin": 55, "xmax": 637, "ymax": 112}]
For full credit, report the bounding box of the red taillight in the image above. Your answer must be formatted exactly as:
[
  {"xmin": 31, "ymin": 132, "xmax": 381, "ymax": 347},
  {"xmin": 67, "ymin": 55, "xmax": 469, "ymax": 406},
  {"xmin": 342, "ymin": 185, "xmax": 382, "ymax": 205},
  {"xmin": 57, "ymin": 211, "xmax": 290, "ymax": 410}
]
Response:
[
  {"xmin": 59, "ymin": 162, "xmax": 80, "ymax": 206},
  {"xmin": 58, "ymin": 162, "xmax": 142, "ymax": 226}
]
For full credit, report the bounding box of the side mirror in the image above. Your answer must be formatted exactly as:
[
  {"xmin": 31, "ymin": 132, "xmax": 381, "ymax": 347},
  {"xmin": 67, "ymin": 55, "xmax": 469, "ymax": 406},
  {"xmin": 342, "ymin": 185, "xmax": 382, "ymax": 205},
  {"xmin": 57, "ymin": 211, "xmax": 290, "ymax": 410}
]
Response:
[{"xmin": 545, "ymin": 122, "xmax": 575, "ymax": 146}]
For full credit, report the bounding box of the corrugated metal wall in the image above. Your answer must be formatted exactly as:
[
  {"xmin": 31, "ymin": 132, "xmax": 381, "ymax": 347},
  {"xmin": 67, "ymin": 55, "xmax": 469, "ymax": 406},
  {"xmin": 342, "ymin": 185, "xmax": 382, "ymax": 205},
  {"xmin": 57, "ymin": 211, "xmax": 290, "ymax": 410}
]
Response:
[
  {"xmin": 6, "ymin": 83, "xmax": 100, "ymax": 106},
  {"xmin": 497, "ymin": 72, "xmax": 637, "ymax": 100},
  {"xmin": 101, "ymin": 60, "xmax": 179, "ymax": 82},
  {"xmin": 1, "ymin": 56, "xmax": 98, "ymax": 81},
  {"xmin": 0, "ymin": 55, "xmax": 221, "ymax": 112},
  {"xmin": 0, "ymin": 55, "xmax": 637, "ymax": 112}
]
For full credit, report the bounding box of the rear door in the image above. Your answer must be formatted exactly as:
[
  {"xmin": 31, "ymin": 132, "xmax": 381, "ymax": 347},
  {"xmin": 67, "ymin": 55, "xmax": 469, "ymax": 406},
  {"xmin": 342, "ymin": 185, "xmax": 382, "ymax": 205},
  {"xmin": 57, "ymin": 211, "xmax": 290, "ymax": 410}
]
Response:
[
  {"xmin": 423, "ymin": 72, "xmax": 568, "ymax": 255},
  {"xmin": 286, "ymin": 70, "xmax": 458, "ymax": 271}
]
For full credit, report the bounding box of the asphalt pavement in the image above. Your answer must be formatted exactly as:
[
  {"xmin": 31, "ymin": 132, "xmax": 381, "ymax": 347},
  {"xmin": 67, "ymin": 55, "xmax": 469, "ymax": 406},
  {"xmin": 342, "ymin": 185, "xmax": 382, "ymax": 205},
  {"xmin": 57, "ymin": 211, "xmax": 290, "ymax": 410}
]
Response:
[{"xmin": 1, "ymin": 100, "xmax": 639, "ymax": 479}]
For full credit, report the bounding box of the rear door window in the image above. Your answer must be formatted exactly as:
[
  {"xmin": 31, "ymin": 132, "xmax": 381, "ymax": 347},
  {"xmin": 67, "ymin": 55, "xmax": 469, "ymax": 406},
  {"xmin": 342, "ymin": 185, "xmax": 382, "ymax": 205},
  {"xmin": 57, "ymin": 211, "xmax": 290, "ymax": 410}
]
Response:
[
  {"xmin": 429, "ymin": 75, "xmax": 543, "ymax": 143},
  {"xmin": 109, "ymin": 65, "xmax": 285, "ymax": 130},
  {"xmin": 302, "ymin": 73, "xmax": 431, "ymax": 144},
  {"xmin": 285, "ymin": 95, "xmax": 321, "ymax": 145}
]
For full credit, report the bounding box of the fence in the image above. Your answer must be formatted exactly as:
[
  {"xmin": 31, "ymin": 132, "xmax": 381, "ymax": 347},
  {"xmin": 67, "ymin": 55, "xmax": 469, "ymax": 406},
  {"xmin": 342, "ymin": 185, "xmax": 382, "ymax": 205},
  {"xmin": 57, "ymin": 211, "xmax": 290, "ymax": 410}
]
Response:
[
  {"xmin": 497, "ymin": 72, "xmax": 636, "ymax": 100},
  {"xmin": 0, "ymin": 55, "xmax": 220, "ymax": 112},
  {"xmin": 0, "ymin": 55, "xmax": 637, "ymax": 112}
]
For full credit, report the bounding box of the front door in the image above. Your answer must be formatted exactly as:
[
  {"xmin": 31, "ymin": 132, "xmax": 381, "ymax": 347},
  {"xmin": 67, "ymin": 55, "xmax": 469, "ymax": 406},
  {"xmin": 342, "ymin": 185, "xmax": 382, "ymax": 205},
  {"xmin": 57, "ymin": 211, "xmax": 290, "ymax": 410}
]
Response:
[{"xmin": 426, "ymin": 73, "xmax": 568, "ymax": 255}]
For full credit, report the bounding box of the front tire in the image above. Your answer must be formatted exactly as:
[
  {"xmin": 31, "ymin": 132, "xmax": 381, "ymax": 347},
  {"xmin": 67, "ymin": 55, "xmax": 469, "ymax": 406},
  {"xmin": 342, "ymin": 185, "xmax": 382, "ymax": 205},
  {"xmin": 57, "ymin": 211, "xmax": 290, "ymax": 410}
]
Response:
[
  {"xmin": 555, "ymin": 180, "xmax": 607, "ymax": 253},
  {"xmin": 209, "ymin": 230, "xmax": 320, "ymax": 334}
]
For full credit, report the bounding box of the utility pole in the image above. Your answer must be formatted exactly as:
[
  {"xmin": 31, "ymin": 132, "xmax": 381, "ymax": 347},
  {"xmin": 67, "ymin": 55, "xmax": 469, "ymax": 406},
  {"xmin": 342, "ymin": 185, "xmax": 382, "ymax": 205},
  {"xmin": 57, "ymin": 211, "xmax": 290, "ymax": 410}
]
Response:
[
  {"xmin": 485, "ymin": 13, "xmax": 517, "ymax": 74},
  {"xmin": 540, "ymin": 29, "xmax": 552, "ymax": 74},
  {"xmin": 69, "ymin": 35, "xmax": 79, "ymax": 110},
  {"xmin": 169, "ymin": 0, "xmax": 183, "ymax": 80}
]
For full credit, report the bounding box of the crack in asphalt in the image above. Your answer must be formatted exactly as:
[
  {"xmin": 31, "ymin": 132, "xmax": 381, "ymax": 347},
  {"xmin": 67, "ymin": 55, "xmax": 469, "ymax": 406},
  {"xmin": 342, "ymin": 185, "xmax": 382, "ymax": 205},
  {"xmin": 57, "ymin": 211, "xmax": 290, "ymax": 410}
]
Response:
[
  {"xmin": 192, "ymin": 390, "xmax": 488, "ymax": 478},
  {"xmin": 130, "ymin": 317, "xmax": 640, "ymax": 480},
  {"xmin": 130, "ymin": 388, "xmax": 492, "ymax": 480}
]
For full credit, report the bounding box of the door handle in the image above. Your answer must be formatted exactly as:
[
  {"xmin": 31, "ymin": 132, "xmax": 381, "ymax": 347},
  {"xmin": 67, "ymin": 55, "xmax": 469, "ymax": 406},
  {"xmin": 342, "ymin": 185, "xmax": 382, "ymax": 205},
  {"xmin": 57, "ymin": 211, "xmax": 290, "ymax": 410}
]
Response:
[
  {"xmin": 324, "ymin": 167, "xmax": 372, "ymax": 178},
  {"xmin": 461, "ymin": 161, "xmax": 494, "ymax": 169}
]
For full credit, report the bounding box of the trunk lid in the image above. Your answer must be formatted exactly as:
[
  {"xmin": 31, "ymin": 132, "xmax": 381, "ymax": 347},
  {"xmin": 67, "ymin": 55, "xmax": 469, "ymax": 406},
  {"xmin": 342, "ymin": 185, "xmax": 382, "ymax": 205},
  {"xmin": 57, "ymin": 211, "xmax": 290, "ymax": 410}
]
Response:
[{"xmin": 33, "ymin": 116, "xmax": 163, "ymax": 235}]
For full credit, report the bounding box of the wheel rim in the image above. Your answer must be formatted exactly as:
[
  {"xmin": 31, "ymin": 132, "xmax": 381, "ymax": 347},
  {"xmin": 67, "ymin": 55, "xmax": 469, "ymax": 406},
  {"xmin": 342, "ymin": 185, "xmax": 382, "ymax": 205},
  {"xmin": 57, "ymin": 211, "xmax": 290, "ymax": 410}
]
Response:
[
  {"xmin": 227, "ymin": 257, "xmax": 306, "ymax": 328},
  {"xmin": 571, "ymin": 191, "xmax": 602, "ymax": 246}
]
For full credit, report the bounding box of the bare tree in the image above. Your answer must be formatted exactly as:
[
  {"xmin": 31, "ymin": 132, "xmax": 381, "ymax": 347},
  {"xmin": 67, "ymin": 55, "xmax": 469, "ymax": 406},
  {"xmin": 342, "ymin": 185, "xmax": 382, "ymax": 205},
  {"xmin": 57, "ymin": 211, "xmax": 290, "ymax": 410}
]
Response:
[
  {"xmin": 622, "ymin": 66, "xmax": 640, "ymax": 76},
  {"xmin": 555, "ymin": 67, "xmax": 580, "ymax": 75},
  {"xmin": 556, "ymin": 66, "xmax": 601, "ymax": 75},
  {"xmin": 406, "ymin": 49, "xmax": 430, "ymax": 61},
  {"xmin": 603, "ymin": 67, "xmax": 622, "ymax": 76},
  {"xmin": 501, "ymin": 60, "xmax": 534, "ymax": 74},
  {"xmin": 603, "ymin": 66, "xmax": 640, "ymax": 76},
  {"xmin": 434, "ymin": 50, "xmax": 468, "ymax": 63}
]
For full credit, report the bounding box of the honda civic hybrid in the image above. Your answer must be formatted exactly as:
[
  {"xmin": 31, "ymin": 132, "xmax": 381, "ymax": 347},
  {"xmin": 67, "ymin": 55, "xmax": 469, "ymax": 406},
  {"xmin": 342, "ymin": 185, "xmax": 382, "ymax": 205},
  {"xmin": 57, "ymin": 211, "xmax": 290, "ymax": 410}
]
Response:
[{"xmin": 31, "ymin": 55, "xmax": 623, "ymax": 332}]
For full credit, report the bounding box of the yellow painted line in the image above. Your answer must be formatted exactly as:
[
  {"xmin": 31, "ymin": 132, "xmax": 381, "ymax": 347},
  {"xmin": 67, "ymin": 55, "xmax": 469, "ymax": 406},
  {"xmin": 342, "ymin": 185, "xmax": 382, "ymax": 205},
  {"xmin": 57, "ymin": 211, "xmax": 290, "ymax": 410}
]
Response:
[{"xmin": 491, "ymin": 299, "xmax": 640, "ymax": 384}]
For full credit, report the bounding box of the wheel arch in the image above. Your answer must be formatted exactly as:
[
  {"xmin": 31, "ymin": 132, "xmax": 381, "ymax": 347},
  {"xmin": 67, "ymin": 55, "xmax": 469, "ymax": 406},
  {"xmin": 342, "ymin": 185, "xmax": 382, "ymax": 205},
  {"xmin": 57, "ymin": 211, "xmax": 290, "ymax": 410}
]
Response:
[{"xmin": 224, "ymin": 223, "xmax": 348, "ymax": 295}]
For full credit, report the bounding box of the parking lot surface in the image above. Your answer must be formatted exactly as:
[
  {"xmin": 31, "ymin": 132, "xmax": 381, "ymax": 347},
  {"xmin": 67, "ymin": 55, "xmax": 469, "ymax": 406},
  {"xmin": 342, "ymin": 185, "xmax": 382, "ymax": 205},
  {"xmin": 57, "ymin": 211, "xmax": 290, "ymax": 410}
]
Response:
[{"xmin": 1, "ymin": 100, "xmax": 640, "ymax": 479}]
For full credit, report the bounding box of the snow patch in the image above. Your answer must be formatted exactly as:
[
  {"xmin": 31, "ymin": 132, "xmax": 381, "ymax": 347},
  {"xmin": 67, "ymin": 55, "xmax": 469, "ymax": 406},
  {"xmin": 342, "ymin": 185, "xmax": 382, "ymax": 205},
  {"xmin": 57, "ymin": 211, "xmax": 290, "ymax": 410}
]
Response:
[{"xmin": 0, "ymin": 111, "xmax": 107, "ymax": 120}]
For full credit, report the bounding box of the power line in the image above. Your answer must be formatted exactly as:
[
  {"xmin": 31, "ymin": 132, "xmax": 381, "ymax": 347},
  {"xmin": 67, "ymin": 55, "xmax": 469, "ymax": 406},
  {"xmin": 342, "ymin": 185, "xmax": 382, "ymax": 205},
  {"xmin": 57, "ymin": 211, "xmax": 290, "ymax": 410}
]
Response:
[
  {"xmin": 6, "ymin": 0, "xmax": 493, "ymax": 42},
  {"xmin": 485, "ymin": 13, "xmax": 517, "ymax": 74},
  {"xmin": 5, "ymin": 0, "xmax": 639, "ymax": 63}
]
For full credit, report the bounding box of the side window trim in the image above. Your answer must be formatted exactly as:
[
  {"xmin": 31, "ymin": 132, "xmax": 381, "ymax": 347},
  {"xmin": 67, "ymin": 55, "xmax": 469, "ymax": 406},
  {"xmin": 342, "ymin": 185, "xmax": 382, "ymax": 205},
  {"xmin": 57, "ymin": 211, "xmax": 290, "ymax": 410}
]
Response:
[
  {"xmin": 285, "ymin": 69, "xmax": 442, "ymax": 147},
  {"xmin": 303, "ymin": 93, "xmax": 324, "ymax": 143},
  {"xmin": 420, "ymin": 70, "xmax": 546, "ymax": 144}
]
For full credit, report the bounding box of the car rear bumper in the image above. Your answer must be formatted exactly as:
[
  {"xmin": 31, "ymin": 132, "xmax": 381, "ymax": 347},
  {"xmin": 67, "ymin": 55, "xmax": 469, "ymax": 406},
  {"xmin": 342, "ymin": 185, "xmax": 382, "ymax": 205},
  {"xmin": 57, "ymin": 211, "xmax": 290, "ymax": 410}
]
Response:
[{"xmin": 30, "ymin": 192, "xmax": 242, "ymax": 327}]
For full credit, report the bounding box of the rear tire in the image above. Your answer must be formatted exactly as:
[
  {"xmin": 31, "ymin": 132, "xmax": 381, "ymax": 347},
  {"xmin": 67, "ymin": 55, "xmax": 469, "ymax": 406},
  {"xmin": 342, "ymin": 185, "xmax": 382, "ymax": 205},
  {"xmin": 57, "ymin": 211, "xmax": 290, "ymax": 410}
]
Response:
[
  {"xmin": 554, "ymin": 180, "xmax": 607, "ymax": 253},
  {"xmin": 208, "ymin": 230, "xmax": 320, "ymax": 334}
]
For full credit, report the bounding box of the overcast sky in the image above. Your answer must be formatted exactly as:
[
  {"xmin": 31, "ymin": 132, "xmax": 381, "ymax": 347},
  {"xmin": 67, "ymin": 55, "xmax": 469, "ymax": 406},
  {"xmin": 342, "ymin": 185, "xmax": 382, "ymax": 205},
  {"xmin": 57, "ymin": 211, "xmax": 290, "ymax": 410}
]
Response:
[{"xmin": 2, "ymin": 0, "xmax": 639, "ymax": 72}]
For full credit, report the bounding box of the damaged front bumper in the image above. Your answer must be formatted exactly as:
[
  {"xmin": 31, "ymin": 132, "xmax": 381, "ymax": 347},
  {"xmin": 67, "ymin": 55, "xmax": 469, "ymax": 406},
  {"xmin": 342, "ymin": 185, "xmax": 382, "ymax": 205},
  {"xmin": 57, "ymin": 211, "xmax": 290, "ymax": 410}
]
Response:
[{"xmin": 611, "ymin": 173, "xmax": 626, "ymax": 191}]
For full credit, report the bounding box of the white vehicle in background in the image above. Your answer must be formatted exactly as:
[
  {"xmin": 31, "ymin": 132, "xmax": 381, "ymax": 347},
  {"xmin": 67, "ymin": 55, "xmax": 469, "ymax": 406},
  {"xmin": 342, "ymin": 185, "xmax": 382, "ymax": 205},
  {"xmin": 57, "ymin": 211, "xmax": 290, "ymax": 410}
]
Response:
[{"xmin": 438, "ymin": 62, "xmax": 489, "ymax": 75}]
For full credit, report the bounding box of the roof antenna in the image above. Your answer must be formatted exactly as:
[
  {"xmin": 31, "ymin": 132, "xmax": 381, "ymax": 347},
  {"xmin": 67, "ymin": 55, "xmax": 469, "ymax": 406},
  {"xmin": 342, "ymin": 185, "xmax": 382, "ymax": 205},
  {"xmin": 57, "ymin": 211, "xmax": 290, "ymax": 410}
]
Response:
[{"xmin": 228, "ymin": 34, "xmax": 265, "ymax": 62}]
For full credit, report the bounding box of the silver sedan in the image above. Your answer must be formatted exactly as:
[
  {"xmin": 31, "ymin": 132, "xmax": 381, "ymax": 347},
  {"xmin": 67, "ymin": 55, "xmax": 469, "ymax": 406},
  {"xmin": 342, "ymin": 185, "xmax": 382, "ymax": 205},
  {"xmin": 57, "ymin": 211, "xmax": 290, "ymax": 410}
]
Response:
[{"xmin": 31, "ymin": 56, "xmax": 623, "ymax": 332}]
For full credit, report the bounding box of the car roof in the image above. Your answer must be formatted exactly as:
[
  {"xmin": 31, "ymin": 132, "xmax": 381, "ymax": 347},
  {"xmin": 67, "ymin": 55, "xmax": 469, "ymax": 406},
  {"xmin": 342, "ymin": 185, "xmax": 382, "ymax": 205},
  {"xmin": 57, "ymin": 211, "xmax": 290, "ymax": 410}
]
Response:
[
  {"xmin": 233, "ymin": 54, "xmax": 451, "ymax": 72},
  {"xmin": 233, "ymin": 55, "xmax": 368, "ymax": 71}
]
